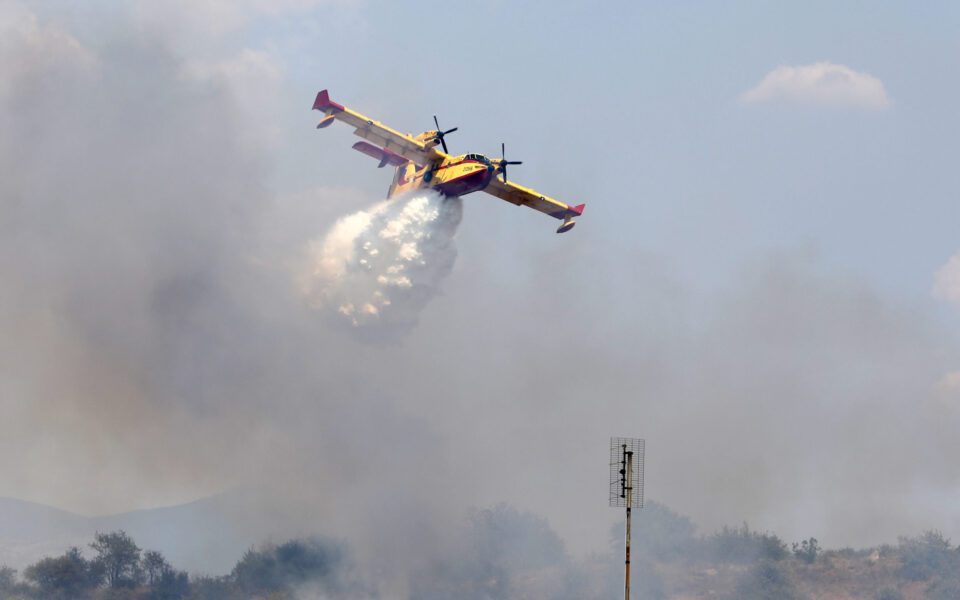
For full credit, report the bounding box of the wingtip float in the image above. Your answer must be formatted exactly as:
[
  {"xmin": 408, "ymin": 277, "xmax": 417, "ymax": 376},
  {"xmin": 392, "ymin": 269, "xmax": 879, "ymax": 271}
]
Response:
[{"xmin": 312, "ymin": 89, "xmax": 584, "ymax": 234}]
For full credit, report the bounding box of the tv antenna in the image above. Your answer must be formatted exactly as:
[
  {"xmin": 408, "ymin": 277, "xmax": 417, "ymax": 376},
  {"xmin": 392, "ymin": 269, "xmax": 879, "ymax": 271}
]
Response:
[{"xmin": 609, "ymin": 437, "xmax": 644, "ymax": 600}]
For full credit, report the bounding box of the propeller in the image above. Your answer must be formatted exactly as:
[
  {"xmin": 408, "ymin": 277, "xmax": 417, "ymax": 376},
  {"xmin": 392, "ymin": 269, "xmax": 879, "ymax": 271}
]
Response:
[
  {"xmin": 432, "ymin": 115, "xmax": 458, "ymax": 153},
  {"xmin": 497, "ymin": 142, "xmax": 523, "ymax": 183}
]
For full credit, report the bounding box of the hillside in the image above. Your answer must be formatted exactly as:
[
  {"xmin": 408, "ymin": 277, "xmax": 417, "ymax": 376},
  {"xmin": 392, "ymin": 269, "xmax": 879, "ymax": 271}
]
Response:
[
  {"xmin": 0, "ymin": 493, "xmax": 256, "ymax": 574},
  {"xmin": 505, "ymin": 540, "xmax": 959, "ymax": 600},
  {"xmin": 3, "ymin": 499, "xmax": 959, "ymax": 599}
]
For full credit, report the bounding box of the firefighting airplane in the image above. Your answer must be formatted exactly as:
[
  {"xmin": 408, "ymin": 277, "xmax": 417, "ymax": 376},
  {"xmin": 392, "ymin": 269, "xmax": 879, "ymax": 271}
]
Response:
[{"xmin": 313, "ymin": 90, "xmax": 585, "ymax": 233}]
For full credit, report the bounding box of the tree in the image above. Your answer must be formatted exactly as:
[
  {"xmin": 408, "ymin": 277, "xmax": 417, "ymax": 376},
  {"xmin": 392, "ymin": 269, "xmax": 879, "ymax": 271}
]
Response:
[
  {"xmin": 152, "ymin": 568, "xmax": 190, "ymax": 600},
  {"xmin": 898, "ymin": 530, "xmax": 958, "ymax": 581},
  {"xmin": 232, "ymin": 538, "xmax": 351, "ymax": 597},
  {"xmin": 23, "ymin": 547, "xmax": 101, "ymax": 599},
  {"xmin": 0, "ymin": 566, "xmax": 17, "ymax": 592},
  {"xmin": 143, "ymin": 550, "xmax": 171, "ymax": 586},
  {"xmin": 792, "ymin": 537, "xmax": 820, "ymax": 564},
  {"xmin": 188, "ymin": 574, "xmax": 237, "ymax": 600},
  {"xmin": 232, "ymin": 545, "xmax": 280, "ymax": 594},
  {"xmin": 0, "ymin": 565, "xmax": 28, "ymax": 599},
  {"xmin": 90, "ymin": 530, "xmax": 143, "ymax": 588}
]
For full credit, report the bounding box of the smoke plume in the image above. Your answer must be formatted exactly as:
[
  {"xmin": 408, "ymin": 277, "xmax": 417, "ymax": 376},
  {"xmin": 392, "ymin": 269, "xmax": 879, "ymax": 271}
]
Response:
[{"xmin": 303, "ymin": 192, "xmax": 462, "ymax": 339}]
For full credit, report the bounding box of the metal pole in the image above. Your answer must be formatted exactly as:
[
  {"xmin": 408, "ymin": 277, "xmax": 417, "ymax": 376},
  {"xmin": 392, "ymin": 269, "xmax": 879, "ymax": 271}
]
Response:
[{"xmin": 624, "ymin": 449, "xmax": 633, "ymax": 600}]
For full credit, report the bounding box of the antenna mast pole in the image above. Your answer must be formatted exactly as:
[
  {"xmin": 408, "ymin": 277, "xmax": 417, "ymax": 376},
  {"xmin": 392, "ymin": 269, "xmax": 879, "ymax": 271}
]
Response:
[{"xmin": 624, "ymin": 447, "xmax": 633, "ymax": 600}]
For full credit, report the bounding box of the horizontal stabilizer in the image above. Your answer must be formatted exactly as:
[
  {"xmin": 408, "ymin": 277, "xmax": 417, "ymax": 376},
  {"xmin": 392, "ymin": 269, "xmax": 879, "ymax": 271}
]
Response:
[
  {"xmin": 548, "ymin": 203, "xmax": 586, "ymax": 220},
  {"xmin": 352, "ymin": 141, "xmax": 408, "ymax": 168}
]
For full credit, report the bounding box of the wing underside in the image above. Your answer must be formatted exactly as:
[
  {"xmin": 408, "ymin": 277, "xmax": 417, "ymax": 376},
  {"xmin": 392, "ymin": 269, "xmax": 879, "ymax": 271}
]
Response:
[
  {"xmin": 352, "ymin": 141, "xmax": 409, "ymax": 168},
  {"xmin": 483, "ymin": 177, "xmax": 585, "ymax": 222},
  {"xmin": 313, "ymin": 90, "xmax": 445, "ymax": 166}
]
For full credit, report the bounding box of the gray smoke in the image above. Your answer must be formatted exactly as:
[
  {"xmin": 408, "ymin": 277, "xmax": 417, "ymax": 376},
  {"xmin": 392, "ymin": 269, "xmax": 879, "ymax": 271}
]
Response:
[{"xmin": 0, "ymin": 2, "xmax": 272, "ymax": 509}]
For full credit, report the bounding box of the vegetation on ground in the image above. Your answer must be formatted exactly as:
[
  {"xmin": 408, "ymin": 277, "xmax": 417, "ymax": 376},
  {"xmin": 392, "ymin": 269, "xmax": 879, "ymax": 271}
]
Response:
[{"xmin": 2, "ymin": 502, "xmax": 960, "ymax": 600}]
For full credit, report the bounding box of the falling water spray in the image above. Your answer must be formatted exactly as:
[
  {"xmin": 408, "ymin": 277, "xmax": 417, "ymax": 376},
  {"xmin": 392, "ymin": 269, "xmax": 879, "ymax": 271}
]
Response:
[{"xmin": 303, "ymin": 191, "xmax": 463, "ymax": 339}]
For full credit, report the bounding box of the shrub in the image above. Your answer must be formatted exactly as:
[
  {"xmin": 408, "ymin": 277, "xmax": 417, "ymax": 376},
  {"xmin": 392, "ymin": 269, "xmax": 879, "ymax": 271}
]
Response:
[
  {"xmin": 24, "ymin": 547, "xmax": 102, "ymax": 599},
  {"xmin": 232, "ymin": 537, "xmax": 350, "ymax": 597},
  {"xmin": 705, "ymin": 523, "xmax": 788, "ymax": 564},
  {"xmin": 897, "ymin": 530, "xmax": 958, "ymax": 581},
  {"xmin": 609, "ymin": 501, "xmax": 697, "ymax": 562},
  {"xmin": 792, "ymin": 538, "xmax": 820, "ymax": 564},
  {"xmin": 733, "ymin": 560, "xmax": 799, "ymax": 600},
  {"xmin": 874, "ymin": 587, "xmax": 903, "ymax": 600}
]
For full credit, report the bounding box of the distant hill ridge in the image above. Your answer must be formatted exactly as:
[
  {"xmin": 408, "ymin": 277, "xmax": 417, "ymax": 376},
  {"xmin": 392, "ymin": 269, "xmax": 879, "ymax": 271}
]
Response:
[{"xmin": 0, "ymin": 493, "xmax": 252, "ymax": 575}]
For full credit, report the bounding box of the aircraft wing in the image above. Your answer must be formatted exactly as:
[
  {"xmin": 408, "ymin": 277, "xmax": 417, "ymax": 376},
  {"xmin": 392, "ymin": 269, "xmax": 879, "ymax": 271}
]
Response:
[
  {"xmin": 313, "ymin": 90, "xmax": 445, "ymax": 166},
  {"xmin": 484, "ymin": 176, "xmax": 585, "ymax": 230}
]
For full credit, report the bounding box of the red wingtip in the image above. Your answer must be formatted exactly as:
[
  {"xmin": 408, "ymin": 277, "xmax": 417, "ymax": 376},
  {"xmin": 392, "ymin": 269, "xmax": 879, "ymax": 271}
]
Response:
[
  {"xmin": 312, "ymin": 89, "xmax": 344, "ymax": 112},
  {"xmin": 312, "ymin": 90, "xmax": 329, "ymax": 110},
  {"xmin": 570, "ymin": 203, "xmax": 585, "ymax": 216}
]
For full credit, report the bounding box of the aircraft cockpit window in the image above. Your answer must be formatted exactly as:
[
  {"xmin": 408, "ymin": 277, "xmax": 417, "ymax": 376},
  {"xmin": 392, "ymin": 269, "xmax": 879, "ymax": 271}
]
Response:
[{"xmin": 464, "ymin": 153, "xmax": 490, "ymax": 164}]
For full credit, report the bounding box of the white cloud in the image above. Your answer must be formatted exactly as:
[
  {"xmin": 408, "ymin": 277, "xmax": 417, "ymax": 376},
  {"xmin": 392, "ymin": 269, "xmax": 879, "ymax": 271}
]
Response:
[
  {"xmin": 132, "ymin": 0, "xmax": 342, "ymax": 37},
  {"xmin": 740, "ymin": 61, "xmax": 891, "ymax": 110},
  {"xmin": 933, "ymin": 251, "xmax": 960, "ymax": 308}
]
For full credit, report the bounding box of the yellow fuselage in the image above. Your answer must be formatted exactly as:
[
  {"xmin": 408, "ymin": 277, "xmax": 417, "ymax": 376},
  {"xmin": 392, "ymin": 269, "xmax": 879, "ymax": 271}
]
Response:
[{"xmin": 389, "ymin": 153, "xmax": 495, "ymax": 199}]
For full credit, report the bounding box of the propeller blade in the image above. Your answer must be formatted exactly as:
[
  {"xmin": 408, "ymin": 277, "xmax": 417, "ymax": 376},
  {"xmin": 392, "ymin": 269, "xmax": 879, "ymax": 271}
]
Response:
[
  {"xmin": 502, "ymin": 143, "xmax": 509, "ymax": 181},
  {"xmin": 499, "ymin": 143, "xmax": 522, "ymax": 182},
  {"xmin": 431, "ymin": 116, "xmax": 456, "ymax": 153}
]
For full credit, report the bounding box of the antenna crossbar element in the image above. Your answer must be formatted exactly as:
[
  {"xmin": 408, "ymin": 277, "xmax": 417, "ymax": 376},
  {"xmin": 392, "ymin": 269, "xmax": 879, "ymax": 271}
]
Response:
[
  {"xmin": 609, "ymin": 437, "xmax": 644, "ymax": 600},
  {"xmin": 609, "ymin": 437, "xmax": 644, "ymax": 508}
]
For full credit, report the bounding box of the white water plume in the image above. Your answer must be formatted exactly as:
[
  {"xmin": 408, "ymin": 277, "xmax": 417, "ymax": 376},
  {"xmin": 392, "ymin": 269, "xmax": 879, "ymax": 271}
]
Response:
[{"xmin": 304, "ymin": 191, "xmax": 462, "ymax": 338}]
